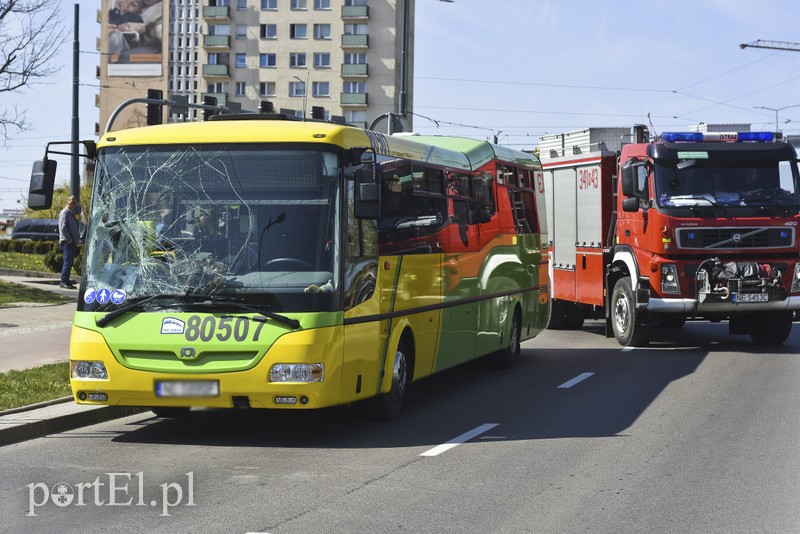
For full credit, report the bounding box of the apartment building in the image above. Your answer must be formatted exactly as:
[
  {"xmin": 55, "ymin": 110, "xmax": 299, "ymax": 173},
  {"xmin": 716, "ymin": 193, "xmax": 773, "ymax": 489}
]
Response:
[{"xmin": 97, "ymin": 0, "xmax": 414, "ymax": 134}]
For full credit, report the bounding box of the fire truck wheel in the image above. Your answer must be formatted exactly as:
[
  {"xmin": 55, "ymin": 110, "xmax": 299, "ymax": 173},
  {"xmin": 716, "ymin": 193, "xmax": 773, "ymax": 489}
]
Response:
[
  {"xmin": 750, "ymin": 311, "xmax": 793, "ymax": 345},
  {"xmin": 564, "ymin": 304, "xmax": 585, "ymax": 330},
  {"xmin": 611, "ymin": 277, "xmax": 649, "ymax": 347},
  {"xmin": 547, "ymin": 300, "xmax": 568, "ymax": 329}
]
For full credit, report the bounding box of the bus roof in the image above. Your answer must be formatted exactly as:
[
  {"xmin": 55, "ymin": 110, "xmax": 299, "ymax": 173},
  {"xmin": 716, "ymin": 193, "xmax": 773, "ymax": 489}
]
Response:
[
  {"xmin": 99, "ymin": 119, "xmax": 474, "ymax": 171},
  {"xmin": 407, "ymin": 135, "xmax": 541, "ymax": 171}
]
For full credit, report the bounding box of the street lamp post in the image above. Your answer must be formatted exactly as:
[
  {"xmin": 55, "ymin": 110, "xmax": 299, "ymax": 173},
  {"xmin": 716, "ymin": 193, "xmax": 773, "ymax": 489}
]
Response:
[
  {"xmin": 754, "ymin": 104, "xmax": 800, "ymax": 133},
  {"xmin": 292, "ymin": 74, "xmax": 308, "ymax": 120}
]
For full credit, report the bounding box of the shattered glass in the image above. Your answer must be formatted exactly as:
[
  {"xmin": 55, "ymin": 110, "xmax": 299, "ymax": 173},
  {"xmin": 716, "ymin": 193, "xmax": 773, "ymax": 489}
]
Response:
[{"xmin": 82, "ymin": 144, "xmax": 342, "ymax": 313}]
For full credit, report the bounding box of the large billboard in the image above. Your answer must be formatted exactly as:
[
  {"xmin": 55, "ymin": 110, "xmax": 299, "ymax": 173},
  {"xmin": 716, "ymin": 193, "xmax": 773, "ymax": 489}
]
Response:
[{"xmin": 106, "ymin": 0, "xmax": 164, "ymax": 77}]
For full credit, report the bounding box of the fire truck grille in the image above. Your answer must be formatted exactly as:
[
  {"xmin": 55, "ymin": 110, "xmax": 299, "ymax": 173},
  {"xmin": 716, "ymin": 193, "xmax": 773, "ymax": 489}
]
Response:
[{"xmin": 675, "ymin": 227, "xmax": 794, "ymax": 250}]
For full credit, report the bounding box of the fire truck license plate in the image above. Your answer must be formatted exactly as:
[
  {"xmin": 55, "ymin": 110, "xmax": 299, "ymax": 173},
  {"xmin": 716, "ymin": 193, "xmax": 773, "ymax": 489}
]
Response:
[
  {"xmin": 156, "ymin": 380, "xmax": 219, "ymax": 397},
  {"xmin": 734, "ymin": 293, "xmax": 769, "ymax": 303}
]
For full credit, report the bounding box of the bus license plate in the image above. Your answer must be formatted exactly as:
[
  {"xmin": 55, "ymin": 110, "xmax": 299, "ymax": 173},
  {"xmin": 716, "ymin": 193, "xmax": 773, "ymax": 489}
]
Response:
[
  {"xmin": 734, "ymin": 293, "xmax": 768, "ymax": 303},
  {"xmin": 156, "ymin": 380, "xmax": 219, "ymax": 398}
]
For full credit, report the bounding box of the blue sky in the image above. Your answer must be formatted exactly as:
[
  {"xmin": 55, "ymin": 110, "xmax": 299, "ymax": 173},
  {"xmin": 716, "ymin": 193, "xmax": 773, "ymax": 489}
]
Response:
[{"xmin": 2, "ymin": 0, "xmax": 799, "ymax": 211}]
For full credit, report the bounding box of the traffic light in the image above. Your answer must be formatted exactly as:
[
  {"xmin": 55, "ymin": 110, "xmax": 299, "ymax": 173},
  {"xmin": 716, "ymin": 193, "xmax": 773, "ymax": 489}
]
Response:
[
  {"xmin": 146, "ymin": 89, "xmax": 163, "ymax": 125},
  {"xmin": 203, "ymin": 95, "xmax": 218, "ymax": 121}
]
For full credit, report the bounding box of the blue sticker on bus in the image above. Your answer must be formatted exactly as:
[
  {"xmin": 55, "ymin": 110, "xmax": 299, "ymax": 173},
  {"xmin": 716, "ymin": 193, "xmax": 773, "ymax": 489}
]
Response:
[
  {"xmin": 111, "ymin": 289, "xmax": 127, "ymax": 305},
  {"xmin": 83, "ymin": 288, "xmax": 97, "ymax": 304},
  {"xmin": 96, "ymin": 288, "xmax": 112, "ymax": 305}
]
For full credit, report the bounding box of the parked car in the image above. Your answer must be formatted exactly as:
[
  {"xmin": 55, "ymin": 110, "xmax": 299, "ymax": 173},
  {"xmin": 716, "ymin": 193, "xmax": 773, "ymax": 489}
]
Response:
[{"xmin": 11, "ymin": 218, "xmax": 85, "ymax": 242}]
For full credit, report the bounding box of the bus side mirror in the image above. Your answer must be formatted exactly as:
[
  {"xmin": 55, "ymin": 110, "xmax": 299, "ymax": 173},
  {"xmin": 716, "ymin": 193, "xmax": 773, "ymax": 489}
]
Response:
[
  {"xmin": 354, "ymin": 167, "xmax": 379, "ymax": 219},
  {"xmin": 28, "ymin": 159, "xmax": 57, "ymax": 210},
  {"xmin": 469, "ymin": 207, "xmax": 492, "ymax": 224}
]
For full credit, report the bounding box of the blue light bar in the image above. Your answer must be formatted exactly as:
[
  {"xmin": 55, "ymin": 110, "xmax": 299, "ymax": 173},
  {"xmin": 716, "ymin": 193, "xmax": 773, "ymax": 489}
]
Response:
[
  {"xmin": 661, "ymin": 132, "xmax": 704, "ymax": 142},
  {"xmin": 737, "ymin": 131, "xmax": 774, "ymax": 141}
]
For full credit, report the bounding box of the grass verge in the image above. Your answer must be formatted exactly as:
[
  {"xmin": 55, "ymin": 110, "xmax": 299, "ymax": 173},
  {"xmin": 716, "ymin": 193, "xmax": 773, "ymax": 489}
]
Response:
[
  {"xmin": 0, "ymin": 363, "xmax": 71, "ymax": 411},
  {"xmin": 0, "ymin": 251, "xmax": 49, "ymax": 272},
  {"xmin": 0, "ymin": 280, "xmax": 73, "ymax": 306}
]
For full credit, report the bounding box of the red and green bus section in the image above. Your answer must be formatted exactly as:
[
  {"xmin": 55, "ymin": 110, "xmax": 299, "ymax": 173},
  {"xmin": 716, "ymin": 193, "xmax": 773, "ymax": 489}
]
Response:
[{"xmin": 69, "ymin": 235, "xmax": 546, "ymax": 410}]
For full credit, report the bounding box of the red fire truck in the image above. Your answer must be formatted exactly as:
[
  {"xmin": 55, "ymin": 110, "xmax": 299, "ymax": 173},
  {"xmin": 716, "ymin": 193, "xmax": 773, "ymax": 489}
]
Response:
[{"xmin": 540, "ymin": 126, "xmax": 800, "ymax": 346}]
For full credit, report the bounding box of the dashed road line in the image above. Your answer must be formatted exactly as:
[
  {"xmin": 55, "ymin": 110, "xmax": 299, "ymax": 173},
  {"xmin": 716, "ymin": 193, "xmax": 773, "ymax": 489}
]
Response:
[
  {"xmin": 420, "ymin": 423, "xmax": 498, "ymax": 457},
  {"xmin": 557, "ymin": 372, "xmax": 595, "ymax": 389}
]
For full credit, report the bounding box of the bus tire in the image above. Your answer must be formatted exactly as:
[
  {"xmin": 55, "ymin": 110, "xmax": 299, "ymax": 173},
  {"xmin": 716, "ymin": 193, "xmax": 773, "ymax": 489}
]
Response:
[
  {"xmin": 375, "ymin": 339, "xmax": 411, "ymax": 420},
  {"xmin": 151, "ymin": 407, "xmax": 190, "ymax": 418},
  {"xmin": 611, "ymin": 277, "xmax": 649, "ymax": 347},
  {"xmin": 493, "ymin": 308, "xmax": 521, "ymax": 369},
  {"xmin": 750, "ymin": 311, "xmax": 793, "ymax": 345}
]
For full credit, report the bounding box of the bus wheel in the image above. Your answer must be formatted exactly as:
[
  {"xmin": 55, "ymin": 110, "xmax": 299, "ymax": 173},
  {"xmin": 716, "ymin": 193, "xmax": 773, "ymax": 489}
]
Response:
[
  {"xmin": 611, "ymin": 277, "xmax": 649, "ymax": 347},
  {"xmin": 750, "ymin": 311, "xmax": 793, "ymax": 345},
  {"xmin": 151, "ymin": 407, "xmax": 191, "ymax": 418},
  {"xmin": 493, "ymin": 308, "xmax": 521, "ymax": 369},
  {"xmin": 376, "ymin": 341, "xmax": 410, "ymax": 420}
]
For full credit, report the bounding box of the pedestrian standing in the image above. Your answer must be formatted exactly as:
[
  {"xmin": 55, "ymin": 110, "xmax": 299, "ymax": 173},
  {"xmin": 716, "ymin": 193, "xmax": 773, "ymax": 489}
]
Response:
[{"xmin": 58, "ymin": 195, "xmax": 81, "ymax": 289}]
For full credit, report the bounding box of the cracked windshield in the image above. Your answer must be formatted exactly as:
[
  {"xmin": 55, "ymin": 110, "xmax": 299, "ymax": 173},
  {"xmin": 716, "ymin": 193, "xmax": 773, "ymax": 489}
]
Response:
[
  {"xmin": 655, "ymin": 159, "xmax": 800, "ymax": 212},
  {"xmin": 83, "ymin": 145, "xmax": 341, "ymax": 313}
]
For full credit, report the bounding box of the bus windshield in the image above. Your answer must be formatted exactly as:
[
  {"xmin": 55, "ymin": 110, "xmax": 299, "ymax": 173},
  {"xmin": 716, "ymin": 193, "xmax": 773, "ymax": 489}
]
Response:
[
  {"xmin": 654, "ymin": 159, "xmax": 800, "ymax": 213},
  {"xmin": 83, "ymin": 144, "xmax": 342, "ymax": 313}
]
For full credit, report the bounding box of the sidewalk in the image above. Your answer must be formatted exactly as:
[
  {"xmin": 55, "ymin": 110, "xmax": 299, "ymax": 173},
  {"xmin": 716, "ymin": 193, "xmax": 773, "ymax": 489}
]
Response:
[{"xmin": 0, "ymin": 272, "xmax": 143, "ymax": 446}]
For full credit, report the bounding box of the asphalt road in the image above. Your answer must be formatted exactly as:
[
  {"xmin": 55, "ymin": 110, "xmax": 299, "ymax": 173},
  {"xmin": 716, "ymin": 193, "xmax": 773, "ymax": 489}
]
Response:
[{"xmin": 2, "ymin": 320, "xmax": 799, "ymax": 533}]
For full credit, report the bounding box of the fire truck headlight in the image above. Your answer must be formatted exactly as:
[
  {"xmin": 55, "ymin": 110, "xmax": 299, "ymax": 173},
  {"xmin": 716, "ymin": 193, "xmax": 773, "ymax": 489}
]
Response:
[
  {"xmin": 661, "ymin": 264, "xmax": 680, "ymax": 294},
  {"xmin": 792, "ymin": 264, "xmax": 800, "ymax": 292},
  {"xmin": 269, "ymin": 363, "xmax": 324, "ymax": 383},
  {"xmin": 71, "ymin": 361, "xmax": 109, "ymax": 380}
]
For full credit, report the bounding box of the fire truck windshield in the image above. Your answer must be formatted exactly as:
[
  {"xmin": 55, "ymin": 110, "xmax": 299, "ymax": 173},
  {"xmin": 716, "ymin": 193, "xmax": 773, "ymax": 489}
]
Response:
[
  {"xmin": 82, "ymin": 144, "xmax": 342, "ymax": 313},
  {"xmin": 654, "ymin": 159, "xmax": 800, "ymax": 214}
]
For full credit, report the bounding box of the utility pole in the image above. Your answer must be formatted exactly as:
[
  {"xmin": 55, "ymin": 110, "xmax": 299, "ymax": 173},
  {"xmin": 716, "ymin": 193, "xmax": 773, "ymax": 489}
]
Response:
[{"xmin": 70, "ymin": 3, "xmax": 80, "ymax": 202}]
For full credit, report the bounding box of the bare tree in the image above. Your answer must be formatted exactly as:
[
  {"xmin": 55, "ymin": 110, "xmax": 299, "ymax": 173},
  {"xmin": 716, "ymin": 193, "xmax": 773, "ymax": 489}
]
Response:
[{"xmin": 0, "ymin": 0, "xmax": 68, "ymax": 140}]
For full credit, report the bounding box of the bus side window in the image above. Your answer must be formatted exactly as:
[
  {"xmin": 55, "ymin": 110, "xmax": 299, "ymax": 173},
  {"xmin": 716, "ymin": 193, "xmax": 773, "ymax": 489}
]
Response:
[{"xmin": 471, "ymin": 172, "xmax": 495, "ymax": 223}]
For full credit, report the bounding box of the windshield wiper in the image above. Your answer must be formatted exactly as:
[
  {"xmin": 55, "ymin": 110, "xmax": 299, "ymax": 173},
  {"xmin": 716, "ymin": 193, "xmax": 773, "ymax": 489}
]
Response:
[
  {"xmin": 183, "ymin": 295, "xmax": 301, "ymax": 330},
  {"xmin": 96, "ymin": 293, "xmax": 187, "ymax": 328},
  {"xmin": 96, "ymin": 293, "xmax": 300, "ymax": 330}
]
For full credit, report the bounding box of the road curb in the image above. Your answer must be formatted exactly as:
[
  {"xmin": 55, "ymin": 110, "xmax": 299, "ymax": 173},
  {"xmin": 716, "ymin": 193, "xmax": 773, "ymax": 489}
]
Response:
[{"xmin": 0, "ymin": 403, "xmax": 147, "ymax": 447}]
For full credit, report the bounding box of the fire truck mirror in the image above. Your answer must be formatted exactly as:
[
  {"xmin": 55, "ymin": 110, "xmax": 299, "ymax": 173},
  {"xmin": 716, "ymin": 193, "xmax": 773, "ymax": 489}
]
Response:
[
  {"xmin": 621, "ymin": 197, "xmax": 640, "ymax": 212},
  {"xmin": 621, "ymin": 163, "xmax": 636, "ymax": 197}
]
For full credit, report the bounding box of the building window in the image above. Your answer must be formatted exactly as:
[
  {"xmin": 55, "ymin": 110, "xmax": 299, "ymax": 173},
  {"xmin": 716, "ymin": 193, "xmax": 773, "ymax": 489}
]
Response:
[
  {"xmin": 312, "ymin": 81, "xmax": 329, "ymax": 97},
  {"xmin": 208, "ymin": 81, "xmax": 229, "ymax": 93},
  {"xmin": 260, "ymin": 23, "xmax": 277, "ymax": 39},
  {"xmin": 208, "ymin": 52, "xmax": 229, "ymax": 65},
  {"xmin": 344, "ymin": 0, "xmax": 367, "ymax": 5},
  {"xmin": 289, "ymin": 81, "xmax": 306, "ymax": 97},
  {"xmin": 289, "ymin": 24, "xmax": 307, "ymax": 39},
  {"xmin": 259, "ymin": 53, "xmax": 276, "ymax": 68},
  {"xmin": 261, "ymin": 0, "xmax": 276, "ymax": 9},
  {"xmin": 289, "ymin": 53, "xmax": 306, "ymax": 67},
  {"xmin": 235, "ymin": 82, "xmax": 246, "ymax": 96},
  {"xmin": 313, "ymin": 24, "xmax": 331, "ymax": 40},
  {"xmin": 344, "ymin": 52, "xmax": 367, "ymax": 64},
  {"xmin": 344, "ymin": 110, "xmax": 366, "ymax": 123},
  {"xmin": 344, "ymin": 23, "xmax": 367, "ymax": 35},
  {"xmin": 208, "ymin": 24, "xmax": 231, "ymax": 36},
  {"xmin": 313, "ymin": 52, "xmax": 330, "ymax": 68},
  {"xmin": 236, "ymin": 24, "xmax": 247, "ymax": 39},
  {"xmin": 259, "ymin": 82, "xmax": 276, "ymax": 97},
  {"xmin": 290, "ymin": 0, "xmax": 307, "ymax": 9},
  {"xmin": 236, "ymin": 53, "xmax": 246, "ymax": 68},
  {"xmin": 236, "ymin": 0, "xmax": 246, "ymax": 9},
  {"xmin": 314, "ymin": 0, "xmax": 331, "ymax": 9},
  {"xmin": 343, "ymin": 81, "xmax": 366, "ymax": 93}
]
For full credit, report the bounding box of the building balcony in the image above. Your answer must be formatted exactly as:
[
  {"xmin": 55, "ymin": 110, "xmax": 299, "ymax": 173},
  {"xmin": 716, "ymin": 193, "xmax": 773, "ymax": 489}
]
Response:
[
  {"xmin": 203, "ymin": 6, "xmax": 230, "ymax": 19},
  {"xmin": 341, "ymin": 34, "xmax": 368, "ymax": 48},
  {"xmin": 201, "ymin": 92, "xmax": 228, "ymax": 106},
  {"xmin": 341, "ymin": 63, "xmax": 368, "ymax": 77},
  {"xmin": 341, "ymin": 5, "xmax": 368, "ymax": 19},
  {"xmin": 202, "ymin": 64, "xmax": 229, "ymax": 77},
  {"xmin": 203, "ymin": 35, "xmax": 230, "ymax": 49},
  {"xmin": 340, "ymin": 93, "xmax": 367, "ymax": 106}
]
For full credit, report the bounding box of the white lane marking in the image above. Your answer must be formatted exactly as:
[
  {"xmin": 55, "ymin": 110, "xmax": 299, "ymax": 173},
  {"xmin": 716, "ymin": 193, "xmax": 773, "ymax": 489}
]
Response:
[
  {"xmin": 557, "ymin": 372, "xmax": 595, "ymax": 389},
  {"xmin": 420, "ymin": 423, "xmax": 499, "ymax": 457}
]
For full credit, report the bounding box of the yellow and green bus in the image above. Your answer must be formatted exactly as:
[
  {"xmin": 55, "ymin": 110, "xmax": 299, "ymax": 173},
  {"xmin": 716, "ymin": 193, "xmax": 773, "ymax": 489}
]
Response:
[{"xmin": 30, "ymin": 110, "xmax": 549, "ymax": 419}]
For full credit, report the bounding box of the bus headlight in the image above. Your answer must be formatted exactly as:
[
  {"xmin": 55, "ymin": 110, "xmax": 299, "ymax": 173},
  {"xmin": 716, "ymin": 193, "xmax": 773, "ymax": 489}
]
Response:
[
  {"xmin": 71, "ymin": 361, "xmax": 109, "ymax": 380},
  {"xmin": 661, "ymin": 264, "xmax": 680, "ymax": 294},
  {"xmin": 269, "ymin": 363, "xmax": 324, "ymax": 383},
  {"xmin": 792, "ymin": 263, "xmax": 800, "ymax": 292}
]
